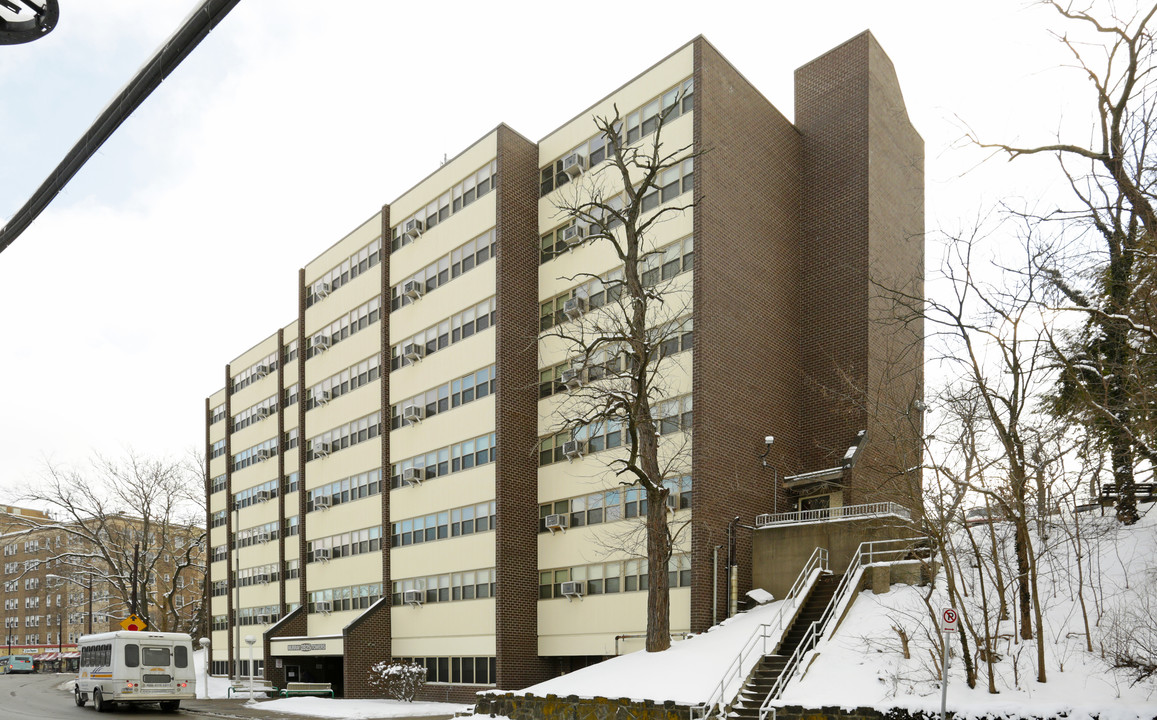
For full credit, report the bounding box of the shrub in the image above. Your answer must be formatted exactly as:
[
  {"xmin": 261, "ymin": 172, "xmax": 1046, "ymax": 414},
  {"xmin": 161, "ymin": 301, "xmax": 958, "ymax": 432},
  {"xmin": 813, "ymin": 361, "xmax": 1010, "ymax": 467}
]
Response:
[{"xmin": 367, "ymin": 661, "xmax": 427, "ymax": 701}]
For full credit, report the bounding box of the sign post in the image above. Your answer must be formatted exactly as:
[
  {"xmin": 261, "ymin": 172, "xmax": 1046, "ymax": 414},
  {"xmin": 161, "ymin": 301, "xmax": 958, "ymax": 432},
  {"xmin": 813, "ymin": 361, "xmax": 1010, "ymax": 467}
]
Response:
[{"xmin": 939, "ymin": 608, "xmax": 958, "ymax": 720}]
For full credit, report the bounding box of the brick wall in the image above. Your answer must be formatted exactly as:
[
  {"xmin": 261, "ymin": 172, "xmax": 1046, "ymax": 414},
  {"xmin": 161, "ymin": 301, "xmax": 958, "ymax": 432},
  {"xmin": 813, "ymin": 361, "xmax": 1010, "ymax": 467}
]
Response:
[
  {"xmin": 262, "ymin": 606, "xmax": 306, "ymax": 691},
  {"xmin": 494, "ymin": 124, "xmax": 553, "ymax": 689},
  {"xmin": 690, "ymin": 36, "xmax": 806, "ymax": 632},
  {"xmin": 794, "ymin": 31, "xmax": 924, "ymax": 511}
]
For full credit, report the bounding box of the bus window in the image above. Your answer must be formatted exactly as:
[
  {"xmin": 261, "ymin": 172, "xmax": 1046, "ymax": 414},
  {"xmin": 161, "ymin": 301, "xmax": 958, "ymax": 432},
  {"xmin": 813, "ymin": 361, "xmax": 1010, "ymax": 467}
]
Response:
[
  {"xmin": 125, "ymin": 644, "xmax": 139, "ymax": 668},
  {"xmin": 143, "ymin": 647, "xmax": 171, "ymax": 666},
  {"xmin": 174, "ymin": 646, "xmax": 188, "ymax": 668}
]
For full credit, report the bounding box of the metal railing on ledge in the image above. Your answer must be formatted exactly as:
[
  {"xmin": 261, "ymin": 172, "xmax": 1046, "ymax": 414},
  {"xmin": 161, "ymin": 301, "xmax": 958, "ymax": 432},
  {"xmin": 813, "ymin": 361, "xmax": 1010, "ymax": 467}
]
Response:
[
  {"xmin": 691, "ymin": 547, "xmax": 829, "ymax": 720},
  {"xmin": 755, "ymin": 501, "xmax": 911, "ymax": 528},
  {"xmin": 757, "ymin": 536, "xmax": 932, "ymax": 720}
]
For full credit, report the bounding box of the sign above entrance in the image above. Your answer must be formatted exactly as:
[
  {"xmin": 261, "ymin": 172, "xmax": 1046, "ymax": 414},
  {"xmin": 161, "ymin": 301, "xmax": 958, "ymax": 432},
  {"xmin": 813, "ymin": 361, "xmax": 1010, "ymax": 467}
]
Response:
[{"xmin": 287, "ymin": 643, "xmax": 326, "ymax": 652}]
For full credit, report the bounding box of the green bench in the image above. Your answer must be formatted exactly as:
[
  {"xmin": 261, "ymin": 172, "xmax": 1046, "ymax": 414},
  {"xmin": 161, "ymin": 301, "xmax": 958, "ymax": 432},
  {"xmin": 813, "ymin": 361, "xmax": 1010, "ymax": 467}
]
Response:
[{"xmin": 280, "ymin": 682, "xmax": 334, "ymax": 697}]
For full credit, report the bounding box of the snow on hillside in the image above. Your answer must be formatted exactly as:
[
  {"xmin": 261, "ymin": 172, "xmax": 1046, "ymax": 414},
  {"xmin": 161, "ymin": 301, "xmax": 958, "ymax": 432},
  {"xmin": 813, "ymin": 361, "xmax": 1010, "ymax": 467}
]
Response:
[{"xmin": 519, "ymin": 509, "xmax": 1157, "ymax": 719}]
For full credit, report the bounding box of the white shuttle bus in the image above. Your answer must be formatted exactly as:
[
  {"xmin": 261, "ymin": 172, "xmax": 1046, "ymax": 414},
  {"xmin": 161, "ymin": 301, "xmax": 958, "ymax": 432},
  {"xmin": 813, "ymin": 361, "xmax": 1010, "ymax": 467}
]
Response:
[{"xmin": 74, "ymin": 631, "xmax": 196, "ymax": 713}]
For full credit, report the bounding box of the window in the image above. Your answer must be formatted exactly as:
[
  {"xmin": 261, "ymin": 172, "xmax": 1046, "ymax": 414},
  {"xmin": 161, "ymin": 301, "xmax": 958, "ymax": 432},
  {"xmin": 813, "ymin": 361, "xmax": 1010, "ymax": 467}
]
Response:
[
  {"xmin": 390, "ymin": 229, "xmax": 496, "ymax": 311},
  {"xmin": 306, "ymin": 412, "xmax": 382, "ymax": 462},
  {"xmin": 390, "ymin": 161, "xmax": 497, "ymax": 253},
  {"xmin": 306, "ymin": 237, "xmax": 383, "ymax": 306},
  {"xmin": 392, "ymin": 501, "xmax": 496, "ymax": 547},
  {"xmin": 390, "ymin": 297, "xmax": 496, "ymax": 371},
  {"xmin": 390, "ymin": 431, "xmax": 496, "ymax": 489},
  {"xmin": 307, "ymin": 354, "xmax": 381, "ymax": 409},
  {"xmin": 390, "ymin": 568, "xmax": 495, "ymax": 606},
  {"xmin": 540, "ymin": 77, "xmax": 693, "ymax": 198},
  {"xmin": 308, "ymin": 296, "xmax": 383, "ymax": 358},
  {"xmin": 230, "ymin": 351, "xmax": 279, "ymax": 393},
  {"xmin": 307, "ymin": 469, "xmax": 382, "ymax": 511},
  {"xmin": 125, "ymin": 644, "xmax": 139, "ymax": 668},
  {"xmin": 390, "ymin": 364, "xmax": 495, "ymax": 429}
]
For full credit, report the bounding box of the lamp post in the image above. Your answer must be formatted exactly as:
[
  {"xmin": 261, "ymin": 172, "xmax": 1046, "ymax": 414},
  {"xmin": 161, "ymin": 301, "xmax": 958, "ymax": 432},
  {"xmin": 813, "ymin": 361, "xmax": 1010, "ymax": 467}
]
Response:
[
  {"xmin": 199, "ymin": 638, "xmax": 210, "ymax": 699},
  {"xmin": 243, "ymin": 635, "xmax": 256, "ymax": 704}
]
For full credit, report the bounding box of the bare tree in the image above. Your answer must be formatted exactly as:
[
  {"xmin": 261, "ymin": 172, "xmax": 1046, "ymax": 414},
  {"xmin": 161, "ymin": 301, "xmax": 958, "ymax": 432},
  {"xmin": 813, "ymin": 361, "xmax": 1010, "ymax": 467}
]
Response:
[
  {"xmin": 544, "ymin": 99, "xmax": 701, "ymax": 652},
  {"xmin": 977, "ymin": 1, "xmax": 1157, "ymax": 525},
  {"xmin": 12, "ymin": 451, "xmax": 206, "ymax": 634}
]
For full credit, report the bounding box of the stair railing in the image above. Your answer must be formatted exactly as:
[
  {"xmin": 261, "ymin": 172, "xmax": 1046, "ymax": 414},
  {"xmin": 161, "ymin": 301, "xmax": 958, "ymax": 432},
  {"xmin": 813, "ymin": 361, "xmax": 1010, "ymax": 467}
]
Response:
[
  {"xmin": 757, "ymin": 536, "xmax": 931, "ymax": 720},
  {"xmin": 693, "ymin": 546, "xmax": 828, "ymax": 719}
]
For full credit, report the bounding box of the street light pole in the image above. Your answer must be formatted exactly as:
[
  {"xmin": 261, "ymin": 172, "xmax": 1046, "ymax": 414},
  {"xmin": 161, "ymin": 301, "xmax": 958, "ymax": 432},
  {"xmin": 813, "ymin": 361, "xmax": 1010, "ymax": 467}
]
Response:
[{"xmin": 244, "ymin": 635, "xmax": 256, "ymax": 703}]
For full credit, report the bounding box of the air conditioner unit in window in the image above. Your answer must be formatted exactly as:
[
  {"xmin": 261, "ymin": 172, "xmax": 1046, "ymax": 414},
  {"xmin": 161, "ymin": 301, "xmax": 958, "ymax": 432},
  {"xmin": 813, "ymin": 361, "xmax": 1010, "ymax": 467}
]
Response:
[
  {"xmin": 404, "ymin": 219, "xmax": 424, "ymax": 240},
  {"xmin": 254, "ymin": 573, "xmax": 270, "ymax": 585},
  {"xmin": 312, "ymin": 334, "xmax": 330, "ymax": 352},
  {"xmin": 562, "ymin": 440, "xmax": 586, "ymax": 460},
  {"xmin": 563, "ymin": 296, "xmax": 586, "ymax": 320},
  {"xmin": 403, "ymin": 280, "xmax": 424, "ymax": 300},
  {"xmin": 256, "ymin": 613, "xmax": 271, "ymax": 624},
  {"xmin": 316, "ymin": 389, "xmax": 331, "ymax": 405},
  {"xmin": 544, "ymin": 514, "xmax": 568, "ymax": 533},
  {"xmin": 315, "ymin": 281, "xmax": 331, "ymax": 298},
  {"xmin": 402, "ymin": 343, "xmax": 425, "ymax": 363},
  {"xmin": 315, "ymin": 600, "xmax": 332, "ymax": 614},
  {"xmin": 314, "ymin": 547, "xmax": 331, "ymax": 562},
  {"xmin": 562, "ymin": 153, "xmax": 586, "ymax": 178},
  {"xmin": 561, "ymin": 369, "xmax": 584, "ymax": 391},
  {"xmin": 561, "ymin": 224, "xmax": 586, "ymax": 247},
  {"xmin": 254, "ymin": 407, "xmax": 270, "ymax": 420},
  {"xmin": 256, "ymin": 449, "xmax": 271, "ymax": 462},
  {"xmin": 402, "ymin": 467, "xmax": 426, "ymax": 487},
  {"xmin": 313, "ymin": 495, "xmax": 331, "ymax": 510},
  {"xmin": 402, "ymin": 405, "xmax": 424, "ymax": 424},
  {"xmin": 402, "ymin": 590, "xmax": 423, "ymax": 606},
  {"xmin": 560, "ymin": 581, "xmax": 584, "ymax": 599},
  {"xmin": 253, "ymin": 364, "xmax": 269, "ymax": 378},
  {"xmin": 312, "ymin": 441, "xmax": 331, "ymax": 460},
  {"xmin": 665, "ymin": 493, "xmax": 678, "ymax": 510},
  {"xmin": 254, "ymin": 531, "xmax": 271, "ymax": 544},
  {"xmin": 255, "ymin": 489, "xmax": 270, "ymax": 502}
]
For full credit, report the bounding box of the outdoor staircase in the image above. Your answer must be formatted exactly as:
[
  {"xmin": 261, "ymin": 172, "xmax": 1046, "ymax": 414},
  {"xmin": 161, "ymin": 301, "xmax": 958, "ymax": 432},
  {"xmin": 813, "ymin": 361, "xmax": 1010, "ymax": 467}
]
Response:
[{"xmin": 727, "ymin": 573, "xmax": 842, "ymax": 719}]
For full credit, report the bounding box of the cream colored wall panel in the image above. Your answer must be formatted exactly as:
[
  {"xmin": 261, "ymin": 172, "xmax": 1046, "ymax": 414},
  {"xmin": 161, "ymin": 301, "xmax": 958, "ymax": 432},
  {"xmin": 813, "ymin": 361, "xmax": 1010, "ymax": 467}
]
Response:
[
  {"xmin": 209, "ymin": 424, "xmax": 226, "ymax": 443},
  {"xmin": 210, "ymin": 559, "xmax": 228, "ymax": 577},
  {"xmin": 536, "ymin": 456, "xmax": 621, "ymax": 501},
  {"xmin": 229, "ymin": 376, "xmax": 279, "ymax": 417},
  {"xmin": 209, "ymin": 388, "xmax": 227, "ymax": 406},
  {"xmin": 235, "ymin": 583, "xmax": 280, "ymax": 608},
  {"xmin": 304, "ymin": 265, "xmax": 382, "ymax": 331},
  {"xmin": 537, "ymin": 522, "xmax": 643, "ymax": 569},
  {"xmin": 388, "ymin": 327, "xmax": 495, "ymax": 401},
  {"xmin": 209, "ymin": 455, "xmax": 225, "ymax": 476},
  {"xmin": 306, "ymin": 610, "xmax": 361, "ymax": 637},
  {"xmin": 538, "ymin": 242, "xmax": 622, "ymax": 301},
  {"xmin": 211, "ymin": 597, "xmax": 228, "ymax": 614},
  {"xmin": 390, "ymin": 267, "xmax": 496, "ymax": 344},
  {"xmin": 229, "ymin": 421, "xmax": 279, "ymax": 458},
  {"xmin": 391, "ymin": 533, "xmax": 495, "ymax": 578},
  {"xmin": 392, "ymin": 132, "xmax": 498, "ymax": 222},
  {"xmin": 304, "ymin": 211, "xmax": 384, "ymax": 283},
  {"xmin": 539, "ymin": 45, "xmax": 692, "ymax": 165},
  {"xmin": 231, "ymin": 543, "xmax": 280, "ymax": 569},
  {"xmin": 230, "ymin": 335, "xmax": 280, "ymax": 374},
  {"xmin": 235, "ymin": 497, "xmax": 281, "ymax": 529},
  {"xmin": 210, "ymin": 494, "xmax": 227, "ymax": 514},
  {"xmin": 303, "ymin": 323, "xmax": 383, "ymax": 387},
  {"xmin": 392, "ymin": 201, "xmax": 497, "ymax": 281},
  {"xmin": 390, "ymin": 467, "xmax": 495, "ymax": 519},
  {"xmin": 391, "ymin": 395, "xmax": 495, "ymax": 461},
  {"xmin": 304, "ymin": 381, "xmax": 380, "ymax": 435},
  {"xmin": 303, "ymin": 497, "xmax": 381, "ymax": 542},
  {"xmin": 304, "ymin": 440, "xmax": 381, "ymax": 491},
  {"xmin": 537, "ymin": 587, "xmax": 690, "ymax": 656},
  {"xmin": 229, "ymin": 464, "xmax": 279, "ymax": 495},
  {"xmin": 390, "ymin": 633, "xmax": 496, "ymax": 657},
  {"xmin": 304, "ymin": 552, "xmax": 382, "ymax": 592},
  {"xmin": 390, "ymin": 599, "xmax": 495, "ymax": 642}
]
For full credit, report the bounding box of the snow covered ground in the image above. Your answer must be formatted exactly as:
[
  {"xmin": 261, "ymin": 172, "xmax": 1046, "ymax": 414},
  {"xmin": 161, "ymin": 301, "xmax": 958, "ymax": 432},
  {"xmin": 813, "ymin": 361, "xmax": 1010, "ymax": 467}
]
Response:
[{"xmin": 520, "ymin": 509, "xmax": 1157, "ymax": 719}]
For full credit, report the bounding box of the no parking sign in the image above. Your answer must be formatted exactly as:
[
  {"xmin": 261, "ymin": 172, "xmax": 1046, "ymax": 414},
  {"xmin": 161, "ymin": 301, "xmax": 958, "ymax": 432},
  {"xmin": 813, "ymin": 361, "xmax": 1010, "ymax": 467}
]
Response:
[{"xmin": 940, "ymin": 607, "xmax": 958, "ymax": 633}]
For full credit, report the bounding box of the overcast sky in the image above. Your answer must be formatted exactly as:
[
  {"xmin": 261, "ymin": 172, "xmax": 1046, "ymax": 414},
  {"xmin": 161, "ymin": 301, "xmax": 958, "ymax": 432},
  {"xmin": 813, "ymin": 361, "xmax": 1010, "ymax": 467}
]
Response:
[{"xmin": 0, "ymin": 1, "xmax": 1110, "ymax": 497}]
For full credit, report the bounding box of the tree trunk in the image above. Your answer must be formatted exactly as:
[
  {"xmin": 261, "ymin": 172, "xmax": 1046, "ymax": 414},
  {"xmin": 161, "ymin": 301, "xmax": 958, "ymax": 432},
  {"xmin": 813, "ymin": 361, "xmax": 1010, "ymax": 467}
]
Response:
[{"xmin": 644, "ymin": 484, "xmax": 671, "ymax": 652}]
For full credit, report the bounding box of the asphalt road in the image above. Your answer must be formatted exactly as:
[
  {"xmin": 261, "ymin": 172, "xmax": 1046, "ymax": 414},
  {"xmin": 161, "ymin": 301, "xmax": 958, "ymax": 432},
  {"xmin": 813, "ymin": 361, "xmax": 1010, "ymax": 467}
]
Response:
[{"xmin": 0, "ymin": 671, "xmax": 197, "ymax": 719}]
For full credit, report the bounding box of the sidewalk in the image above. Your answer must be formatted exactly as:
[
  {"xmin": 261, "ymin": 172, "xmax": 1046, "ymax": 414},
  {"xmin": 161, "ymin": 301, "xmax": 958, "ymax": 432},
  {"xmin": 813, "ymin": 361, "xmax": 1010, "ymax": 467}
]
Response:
[{"xmin": 181, "ymin": 696, "xmax": 463, "ymax": 720}]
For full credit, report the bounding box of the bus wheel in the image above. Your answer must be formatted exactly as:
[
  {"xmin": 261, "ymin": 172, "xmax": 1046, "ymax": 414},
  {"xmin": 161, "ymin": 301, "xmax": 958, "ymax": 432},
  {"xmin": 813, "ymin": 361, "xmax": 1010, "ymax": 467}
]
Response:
[
  {"xmin": 73, "ymin": 686, "xmax": 85, "ymax": 707},
  {"xmin": 159, "ymin": 700, "xmax": 180, "ymax": 712},
  {"xmin": 93, "ymin": 689, "xmax": 114, "ymax": 713}
]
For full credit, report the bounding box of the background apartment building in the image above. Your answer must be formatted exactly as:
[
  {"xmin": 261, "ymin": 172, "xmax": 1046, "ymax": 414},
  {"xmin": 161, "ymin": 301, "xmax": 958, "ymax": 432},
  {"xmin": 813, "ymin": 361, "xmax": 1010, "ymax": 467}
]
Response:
[
  {"xmin": 0, "ymin": 504, "xmax": 204, "ymax": 669},
  {"xmin": 205, "ymin": 33, "xmax": 923, "ymax": 699}
]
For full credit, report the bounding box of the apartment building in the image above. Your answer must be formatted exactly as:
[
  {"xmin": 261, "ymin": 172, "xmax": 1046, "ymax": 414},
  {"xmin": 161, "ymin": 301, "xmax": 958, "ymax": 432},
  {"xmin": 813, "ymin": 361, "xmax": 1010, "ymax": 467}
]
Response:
[
  {"xmin": 204, "ymin": 33, "xmax": 923, "ymax": 700},
  {"xmin": 0, "ymin": 505, "xmax": 205, "ymax": 668}
]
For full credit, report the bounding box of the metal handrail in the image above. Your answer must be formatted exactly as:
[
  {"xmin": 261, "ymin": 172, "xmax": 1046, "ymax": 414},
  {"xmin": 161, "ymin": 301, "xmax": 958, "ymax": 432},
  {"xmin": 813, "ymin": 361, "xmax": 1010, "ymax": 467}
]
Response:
[
  {"xmin": 756, "ymin": 501, "xmax": 911, "ymax": 528},
  {"xmin": 757, "ymin": 537, "xmax": 931, "ymax": 720},
  {"xmin": 693, "ymin": 546, "xmax": 829, "ymax": 719}
]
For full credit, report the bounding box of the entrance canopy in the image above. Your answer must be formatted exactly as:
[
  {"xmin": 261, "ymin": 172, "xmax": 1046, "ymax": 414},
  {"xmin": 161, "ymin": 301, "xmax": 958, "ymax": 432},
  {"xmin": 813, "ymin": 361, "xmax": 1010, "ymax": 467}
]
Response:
[{"xmin": 270, "ymin": 635, "xmax": 344, "ymax": 657}]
